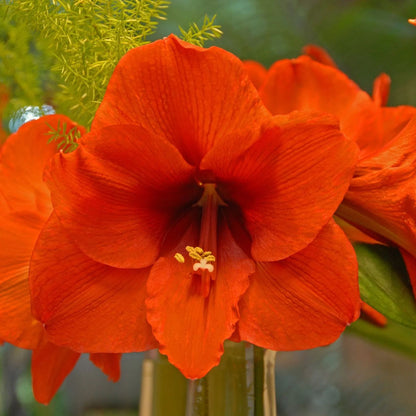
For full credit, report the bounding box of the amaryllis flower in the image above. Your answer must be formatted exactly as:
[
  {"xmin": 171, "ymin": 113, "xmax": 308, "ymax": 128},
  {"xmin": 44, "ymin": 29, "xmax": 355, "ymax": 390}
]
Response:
[
  {"xmin": 0, "ymin": 115, "xmax": 121, "ymax": 403},
  {"xmin": 29, "ymin": 35, "xmax": 360, "ymax": 379},
  {"xmin": 246, "ymin": 46, "xmax": 416, "ymax": 297}
]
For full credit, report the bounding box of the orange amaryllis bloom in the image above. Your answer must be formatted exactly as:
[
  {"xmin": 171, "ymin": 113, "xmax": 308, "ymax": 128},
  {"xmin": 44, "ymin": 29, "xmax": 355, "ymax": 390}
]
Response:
[
  {"xmin": 0, "ymin": 115, "xmax": 121, "ymax": 403},
  {"xmin": 247, "ymin": 47, "xmax": 416, "ymax": 297},
  {"xmin": 29, "ymin": 35, "xmax": 360, "ymax": 379}
]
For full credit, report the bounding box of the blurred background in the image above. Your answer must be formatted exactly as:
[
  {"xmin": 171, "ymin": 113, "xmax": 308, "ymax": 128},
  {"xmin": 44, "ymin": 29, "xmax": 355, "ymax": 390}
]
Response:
[{"xmin": 2, "ymin": 0, "xmax": 416, "ymax": 414}]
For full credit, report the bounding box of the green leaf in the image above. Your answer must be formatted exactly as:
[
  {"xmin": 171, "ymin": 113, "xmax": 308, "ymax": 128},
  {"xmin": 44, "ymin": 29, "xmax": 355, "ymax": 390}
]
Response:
[
  {"xmin": 355, "ymin": 243, "xmax": 416, "ymax": 328},
  {"xmin": 348, "ymin": 318, "xmax": 416, "ymax": 361}
]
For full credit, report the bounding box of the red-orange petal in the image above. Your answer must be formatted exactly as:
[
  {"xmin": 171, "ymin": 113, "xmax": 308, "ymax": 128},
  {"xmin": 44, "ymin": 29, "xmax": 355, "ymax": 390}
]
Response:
[
  {"xmin": 359, "ymin": 300, "xmax": 388, "ymax": 327},
  {"xmin": 0, "ymin": 114, "xmax": 84, "ymax": 215},
  {"xmin": 408, "ymin": 18, "xmax": 416, "ymax": 26},
  {"xmin": 243, "ymin": 60, "xmax": 268, "ymax": 90},
  {"xmin": 89, "ymin": 353, "xmax": 122, "ymax": 382},
  {"xmin": 340, "ymin": 116, "xmax": 416, "ymax": 258},
  {"xmin": 30, "ymin": 213, "xmax": 157, "ymax": 352},
  {"xmin": 201, "ymin": 114, "xmax": 358, "ymax": 261},
  {"xmin": 372, "ymin": 73, "xmax": 391, "ymax": 107},
  {"xmin": 0, "ymin": 212, "xmax": 45, "ymax": 348},
  {"xmin": 237, "ymin": 220, "xmax": 360, "ymax": 350},
  {"xmin": 32, "ymin": 340, "xmax": 80, "ymax": 405},
  {"xmin": 0, "ymin": 116, "xmax": 80, "ymax": 348},
  {"xmin": 47, "ymin": 125, "xmax": 199, "ymax": 269},
  {"xmin": 302, "ymin": 44, "xmax": 337, "ymax": 68},
  {"xmin": 258, "ymin": 56, "xmax": 380, "ymax": 157},
  {"xmin": 92, "ymin": 34, "xmax": 270, "ymax": 166},
  {"xmin": 146, "ymin": 211, "xmax": 255, "ymax": 379}
]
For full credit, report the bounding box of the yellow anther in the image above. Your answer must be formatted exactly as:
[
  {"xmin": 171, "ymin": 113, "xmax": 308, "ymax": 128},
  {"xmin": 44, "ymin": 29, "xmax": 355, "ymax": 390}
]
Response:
[
  {"xmin": 185, "ymin": 246, "xmax": 216, "ymax": 262},
  {"xmin": 183, "ymin": 246, "xmax": 216, "ymax": 273},
  {"xmin": 174, "ymin": 253, "xmax": 185, "ymax": 263}
]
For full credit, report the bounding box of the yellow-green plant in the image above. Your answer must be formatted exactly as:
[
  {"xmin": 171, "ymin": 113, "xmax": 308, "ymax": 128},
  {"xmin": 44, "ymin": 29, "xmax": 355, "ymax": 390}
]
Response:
[
  {"xmin": 3, "ymin": 1, "xmax": 222, "ymax": 128},
  {"xmin": 5, "ymin": 0, "xmax": 171, "ymax": 126}
]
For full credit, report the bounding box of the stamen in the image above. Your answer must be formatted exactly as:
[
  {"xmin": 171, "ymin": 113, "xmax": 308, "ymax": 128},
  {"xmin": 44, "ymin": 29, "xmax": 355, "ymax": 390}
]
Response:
[
  {"xmin": 174, "ymin": 253, "xmax": 185, "ymax": 263},
  {"xmin": 175, "ymin": 184, "xmax": 226, "ymax": 297}
]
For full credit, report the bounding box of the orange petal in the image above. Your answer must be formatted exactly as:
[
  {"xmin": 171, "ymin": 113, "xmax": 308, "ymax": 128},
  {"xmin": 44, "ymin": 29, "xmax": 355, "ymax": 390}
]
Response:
[
  {"xmin": 238, "ymin": 220, "xmax": 360, "ymax": 350},
  {"xmin": 339, "ymin": 116, "xmax": 416, "ymax": 258},
  {"xmin": 0, "ymin": 114, "xmax": 84, "ymax": 214},
  {"xmin": 30, "ymin": 213, "xmax": 157, "ymax": 352},
  {"xmin": 146, "ymin": 211, "xmax": 254, "ymax": 379},
  {"xmin": 47, "ymin": 125, "xmax": 199, "ymax": 269},
  {"xmin": 372, "ymin": 73, "xmax": 391, "ymax": 107},
  {"xmin": 202, "ymin": 114, "xmax": 358, "ymax": 261},
  {"xmin": 408, "ymin": 18, "xmax": 416, "ymax": 26},
  {"xmin": 0, "ymin": 212, "xmax": 45, "ymax": 347},
  {"xmin": 243, "ymin": 60, "xmax": 268, "ymax": 90},
  {"xmin": 302, "ymin": 44, "xmax": 337, "ymax": 67},
  {"xmin": 92, "ymin": 34, "xmax": 269, "ymax": 166},
  {"xmin": 32, "ymin": 340, "xmax": 80, "ymax": 404},
  {"xmin": 359, "ymin": 300, "xmax": 388, "ymax": 327},
  {"xmin": 89, "ymin": 353, "xmax": 122, "ymax": 382},
  {"xmin": 259, "ymin": 56, "xmax": 380, "ymax": 156},
  {"xmin": 0, "ymin": 116, "xmax": 78, "ymax": 347}
]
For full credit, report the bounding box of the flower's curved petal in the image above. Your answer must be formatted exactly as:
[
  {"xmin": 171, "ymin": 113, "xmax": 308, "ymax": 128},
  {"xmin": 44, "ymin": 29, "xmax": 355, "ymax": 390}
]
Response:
[
  {"xmin": 89, "ymin": 353, "xmax": 122, "ymax": 382},
  {"xmin": 30, "ymin": 213, "xmax": 157, "ymax": 352},
  {"xmin": 360, "ymin": 300, "xmax": 388, "ymax": 327},
  {"xmin": 243, "ymin": 60, "xmax": 268, "ymax": 90},
  {"xmin": 0, "ymin": 114, "xmax": 84, "ymax": 214},
  {"xmin": 372, "ymin": 73, "xmax": 391, "ymax": 107},
  {"xmin": 0, "ymin": 115, "xmax": 84, "ymax": 348},
  {"xmin": 238, "ymin": 220, "xmax": 360, "ymax": 350},
  {"xmin": 202, "ymin": 113, "xmax": 358, "ymax": 261},
  {"xmin": 0, "ymin": 212, "xmax": 45, "ymax": 348},
  {"xmin": 92, "ymin": 34, "xmax": 270, "ymax": 166},
  {"xmin": 32, "ymin": 340, "xmax": 80, "ymax": 405},
  {"xmin": 146, "ymin": 210, "xmax": 255, "ymax": 379},
  {"xmin": 302, "ymin": 45, "xmax": 337, "ymax": 68},
  {"xmin": 375, "ymin": 106, "xmax": 416, "ymax": 150},
  {"xmin": 48, "ymin": 125, "xmax": 199, "ymax": 269},
  {"xmin": 258, "ymin": 56, "xmax": 379, "ymax": 158},
  {"xmin": 339, "ymin": 116, "xmax": 416, "ymax": 258}
]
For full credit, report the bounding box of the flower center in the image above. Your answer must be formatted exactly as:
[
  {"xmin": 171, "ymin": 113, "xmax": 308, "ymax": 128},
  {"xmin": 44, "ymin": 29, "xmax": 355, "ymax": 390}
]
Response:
[{"xmin": 175, "ymin": 183, "xmax": 226, "ymax": 297}]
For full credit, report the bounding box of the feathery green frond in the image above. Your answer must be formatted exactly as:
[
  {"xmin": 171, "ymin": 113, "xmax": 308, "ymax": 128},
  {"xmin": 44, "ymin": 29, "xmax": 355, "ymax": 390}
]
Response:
[
  {"xmin": 0, "ymin": 5, "xmax": 53, "ymax": 126},
  {"xmin": 6, "ymin": 0, "xmax": 170, "ymax": 127},
  {"xmin": 179, "ymin": 14, "xmax": 222, "ymax": 47},
  {"xmin": 46, "ymin": 120, "xmax": 81, "ymax": 153}
]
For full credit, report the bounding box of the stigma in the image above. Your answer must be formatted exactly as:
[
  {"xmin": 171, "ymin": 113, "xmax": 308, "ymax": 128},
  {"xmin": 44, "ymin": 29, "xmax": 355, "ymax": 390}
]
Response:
[
  {"xmin": 174, "ymin": 246, "xmax": 216, "ymax": 272},
  {"xmin": 173, "ymin": 183, "xmax": 226, "ymax": 297}
]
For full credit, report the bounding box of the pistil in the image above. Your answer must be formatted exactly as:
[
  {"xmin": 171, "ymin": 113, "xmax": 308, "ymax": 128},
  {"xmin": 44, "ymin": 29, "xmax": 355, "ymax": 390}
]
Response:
[{"xmin": 174, "ymin": 183, "xmax": 226, "ymax": 297}]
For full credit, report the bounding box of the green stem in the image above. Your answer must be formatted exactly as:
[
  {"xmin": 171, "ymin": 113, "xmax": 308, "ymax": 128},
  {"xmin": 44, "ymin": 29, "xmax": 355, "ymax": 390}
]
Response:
[{"xmin": 139, "ymin": 342, "xmax": 277, "ymax": 416}]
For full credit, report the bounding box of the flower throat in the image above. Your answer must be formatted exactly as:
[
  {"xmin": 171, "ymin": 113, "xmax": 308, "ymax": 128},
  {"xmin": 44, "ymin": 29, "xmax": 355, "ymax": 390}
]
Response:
[{"xmin": 175, "ymin": 183, "xmax": 226, "ymax": 297}]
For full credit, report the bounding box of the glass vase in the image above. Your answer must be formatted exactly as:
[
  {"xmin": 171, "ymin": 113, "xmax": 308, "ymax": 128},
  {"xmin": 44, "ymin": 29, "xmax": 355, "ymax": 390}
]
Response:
[{"xmin": 139, "ymin": 341, "xmax": 277, "ymax": 416}]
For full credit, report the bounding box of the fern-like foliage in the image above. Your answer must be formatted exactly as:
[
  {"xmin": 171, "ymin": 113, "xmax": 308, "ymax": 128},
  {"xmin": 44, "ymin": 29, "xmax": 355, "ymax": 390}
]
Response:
[
  {"xmin": 6, "ymin": 0, "xmax": 170, "ymax": 127},
  {"xmin": 46, "ymin": 120, "xmax": 82, "ymax": 153},
  {"xmin": 179, "ymin": 15, "xmax": 222, "ymax": 47},
  {"xmin": 0, "ymin": 5, "xmax": 53, "ymax": 128}
]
